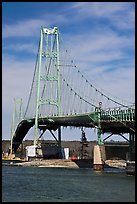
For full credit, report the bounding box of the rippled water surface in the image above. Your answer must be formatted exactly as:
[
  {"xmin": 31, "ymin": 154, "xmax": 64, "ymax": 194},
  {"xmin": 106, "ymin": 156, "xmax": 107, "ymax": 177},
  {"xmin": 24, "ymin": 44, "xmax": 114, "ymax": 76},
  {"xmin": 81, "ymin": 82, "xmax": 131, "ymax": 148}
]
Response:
[{"xmin": 2, "ymin": 166, "xmax": 135, "ymax": 202}]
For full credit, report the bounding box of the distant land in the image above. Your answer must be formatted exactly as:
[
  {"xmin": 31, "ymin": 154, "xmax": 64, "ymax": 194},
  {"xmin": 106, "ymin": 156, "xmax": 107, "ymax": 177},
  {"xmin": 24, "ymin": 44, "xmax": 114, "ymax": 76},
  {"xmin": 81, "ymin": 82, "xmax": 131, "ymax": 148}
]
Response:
[{"xmin": 2, "ymin": 139, "xmax": 128, "ymax": 160}]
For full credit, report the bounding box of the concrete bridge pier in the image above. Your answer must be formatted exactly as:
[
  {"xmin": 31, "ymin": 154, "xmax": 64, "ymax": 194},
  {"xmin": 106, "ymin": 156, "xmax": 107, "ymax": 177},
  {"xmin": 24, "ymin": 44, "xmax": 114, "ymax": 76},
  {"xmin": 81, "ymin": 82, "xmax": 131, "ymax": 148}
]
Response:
[{"xmin": 93, "ymin": 145, "xmax": 106, "ymax": 171}]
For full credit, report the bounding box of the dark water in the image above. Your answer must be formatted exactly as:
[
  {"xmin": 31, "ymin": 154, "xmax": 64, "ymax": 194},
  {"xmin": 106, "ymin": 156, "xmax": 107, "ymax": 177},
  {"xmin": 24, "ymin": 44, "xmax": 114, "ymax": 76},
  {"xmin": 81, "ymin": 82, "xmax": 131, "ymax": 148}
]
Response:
[{"xmin": 2, "ymin": 166, "xmax": 135, "ymax": 202}]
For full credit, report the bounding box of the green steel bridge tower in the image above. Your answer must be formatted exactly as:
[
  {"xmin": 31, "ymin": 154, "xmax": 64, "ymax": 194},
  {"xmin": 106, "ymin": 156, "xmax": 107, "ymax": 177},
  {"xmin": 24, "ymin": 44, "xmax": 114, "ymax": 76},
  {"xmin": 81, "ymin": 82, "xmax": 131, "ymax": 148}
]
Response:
[{"xmin": 33, "ymin": 27, "xmax": 61, "ymax": 147}]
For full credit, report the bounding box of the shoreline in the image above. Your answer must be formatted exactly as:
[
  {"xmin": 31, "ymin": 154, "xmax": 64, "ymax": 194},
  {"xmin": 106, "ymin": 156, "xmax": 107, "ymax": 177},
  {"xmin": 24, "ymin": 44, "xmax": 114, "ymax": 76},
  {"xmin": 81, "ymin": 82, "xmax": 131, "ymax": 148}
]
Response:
[{"xmin": 2, "ymin": 158, "xmax": 127, "ymax": 169}]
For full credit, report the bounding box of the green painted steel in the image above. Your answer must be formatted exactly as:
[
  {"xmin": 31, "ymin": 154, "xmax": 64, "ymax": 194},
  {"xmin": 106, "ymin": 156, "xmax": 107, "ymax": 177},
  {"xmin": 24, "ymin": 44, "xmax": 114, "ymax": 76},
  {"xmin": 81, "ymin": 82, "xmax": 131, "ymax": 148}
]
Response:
[
  {"xmin": 96, "ymin": 105, "xmax": 103, "ymax": 145},
  {"xmin": 34, "ymin": 27, "xmax": 43, "ymax": 146},
  {"xmin": 100, "ymin": 108, "xmax": 135, "ymax": 122},
  {"xmin": 33, "ymin": 27, "xmax": 61, "ymax": 146}
]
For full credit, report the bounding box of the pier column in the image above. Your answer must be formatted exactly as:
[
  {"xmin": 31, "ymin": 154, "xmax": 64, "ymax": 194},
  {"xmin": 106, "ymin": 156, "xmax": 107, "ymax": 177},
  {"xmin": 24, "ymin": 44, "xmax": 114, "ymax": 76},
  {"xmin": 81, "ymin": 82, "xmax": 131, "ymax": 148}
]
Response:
[
  {"xmin": 97, "ymin": 127, "xmax": 102, "ymax": 145},
  {"xmin": 58, "ymin": 126, "xmax": 62, "ymax": 158},
  {"xmin": 58, "ymin": 126, "xmax": 61, "ymax": 147},
  {"xmin": 93, "ymin": 145, "xmax": 105, "ymax": 171},
  {"xmin": 128, "ymin": 133, "xmax": 135, "ymax": 161}
]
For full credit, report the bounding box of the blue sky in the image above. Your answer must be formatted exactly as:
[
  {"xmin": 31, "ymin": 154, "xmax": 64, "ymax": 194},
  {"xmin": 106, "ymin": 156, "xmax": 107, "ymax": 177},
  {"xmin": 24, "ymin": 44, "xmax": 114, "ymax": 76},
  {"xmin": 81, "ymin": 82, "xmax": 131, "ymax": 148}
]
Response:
[{"xmin": 2, "ymin": 2, "xmax": 135, "ymax": 142}]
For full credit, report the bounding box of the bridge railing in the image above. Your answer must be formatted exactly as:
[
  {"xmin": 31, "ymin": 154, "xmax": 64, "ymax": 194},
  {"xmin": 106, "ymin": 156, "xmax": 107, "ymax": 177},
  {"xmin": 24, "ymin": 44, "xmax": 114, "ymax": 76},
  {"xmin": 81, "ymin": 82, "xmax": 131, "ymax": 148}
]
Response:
[{"xmin": 100, "ymin": 108, "xmax": 135, "ymax": 122}]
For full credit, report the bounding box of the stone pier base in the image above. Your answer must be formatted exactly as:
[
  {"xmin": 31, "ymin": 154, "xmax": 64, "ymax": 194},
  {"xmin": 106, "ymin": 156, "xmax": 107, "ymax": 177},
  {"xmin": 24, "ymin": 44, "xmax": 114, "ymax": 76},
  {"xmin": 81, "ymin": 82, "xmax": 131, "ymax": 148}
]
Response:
[
  {"xmin": 93, "ymin": 164, "xmax": 104, "ymax": 171},
  {"xmin": 93, "ymin": 145, "xmax": 105, "ymax": 171}
]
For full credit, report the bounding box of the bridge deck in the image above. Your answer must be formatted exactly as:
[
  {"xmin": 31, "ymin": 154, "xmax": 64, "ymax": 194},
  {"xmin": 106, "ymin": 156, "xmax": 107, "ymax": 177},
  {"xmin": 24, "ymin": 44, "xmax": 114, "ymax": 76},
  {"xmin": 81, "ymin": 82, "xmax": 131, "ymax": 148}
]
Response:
[{"xmin": 12, "ymin": 113, "xmax": 135, "ymax": 152}]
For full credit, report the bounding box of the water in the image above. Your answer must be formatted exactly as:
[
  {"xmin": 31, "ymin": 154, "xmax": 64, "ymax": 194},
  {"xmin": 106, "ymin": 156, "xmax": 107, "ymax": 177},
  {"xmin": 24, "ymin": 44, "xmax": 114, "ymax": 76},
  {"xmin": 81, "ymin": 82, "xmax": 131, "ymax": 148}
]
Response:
[{"xmin": 2, "ymin": 166, "xmax": 135, "ymax": 202}]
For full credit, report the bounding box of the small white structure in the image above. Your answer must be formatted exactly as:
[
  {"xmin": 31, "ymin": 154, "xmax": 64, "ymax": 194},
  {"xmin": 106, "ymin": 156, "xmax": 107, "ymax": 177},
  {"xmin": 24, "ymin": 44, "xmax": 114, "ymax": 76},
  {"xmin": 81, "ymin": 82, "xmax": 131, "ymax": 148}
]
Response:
[
  {"xmin": 64, "ymin": 148, "xmax": 69, "ymax": 159},
  {"xmin": 26, "ymin": 145, "xmax": 37, "ymax": 160},
  {"xmin": 62, "ymin": 148, "xmax": 69, "ymax": 159}
]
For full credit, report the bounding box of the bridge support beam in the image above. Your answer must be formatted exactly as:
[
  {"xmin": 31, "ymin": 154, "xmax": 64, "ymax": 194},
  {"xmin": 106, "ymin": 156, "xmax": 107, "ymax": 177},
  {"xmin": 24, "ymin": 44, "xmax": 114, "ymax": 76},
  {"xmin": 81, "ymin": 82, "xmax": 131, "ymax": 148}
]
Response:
[
  {"xmin": 58, "ymin": 126, "xmax": 63, "ymax": 158},
  {"xmin": 128, "ymin": 133, "xmax": 135, "ymax": 161},
  {"xmin": 97, "ymin": 127, "xmax": 102, "ymax": 145},
  {"xmin": 97, "ymin": 102, "xmax": 103, "ymax": 145},
  {"xmin": 58, "ymin": 126, "xmax": 61, "ymax": 147}
]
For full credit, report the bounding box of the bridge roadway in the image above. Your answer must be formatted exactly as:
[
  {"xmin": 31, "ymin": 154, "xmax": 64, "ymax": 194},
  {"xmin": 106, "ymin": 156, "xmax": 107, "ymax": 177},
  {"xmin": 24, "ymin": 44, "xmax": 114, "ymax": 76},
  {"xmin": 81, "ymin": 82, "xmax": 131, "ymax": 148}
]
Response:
[{"xmin": 12, "ymin": 110, "xmax": 135, "ymax": 152}]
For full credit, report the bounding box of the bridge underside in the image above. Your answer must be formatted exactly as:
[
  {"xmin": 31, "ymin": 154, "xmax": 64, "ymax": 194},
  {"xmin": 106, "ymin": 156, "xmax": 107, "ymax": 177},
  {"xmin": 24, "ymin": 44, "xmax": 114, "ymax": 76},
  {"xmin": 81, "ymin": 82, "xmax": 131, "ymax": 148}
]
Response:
[{"xmin": 12, "ymin": 114, "xmax": 135, "ymax": 153}]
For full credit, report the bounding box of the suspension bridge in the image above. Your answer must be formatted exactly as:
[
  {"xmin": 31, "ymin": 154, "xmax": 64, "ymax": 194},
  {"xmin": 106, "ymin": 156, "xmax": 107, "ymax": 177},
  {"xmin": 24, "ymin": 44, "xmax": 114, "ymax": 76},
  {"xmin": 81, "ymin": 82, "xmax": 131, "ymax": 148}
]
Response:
[{"xmin": 10, "ymin": 27, "xmax": 135, "ymax": 154}]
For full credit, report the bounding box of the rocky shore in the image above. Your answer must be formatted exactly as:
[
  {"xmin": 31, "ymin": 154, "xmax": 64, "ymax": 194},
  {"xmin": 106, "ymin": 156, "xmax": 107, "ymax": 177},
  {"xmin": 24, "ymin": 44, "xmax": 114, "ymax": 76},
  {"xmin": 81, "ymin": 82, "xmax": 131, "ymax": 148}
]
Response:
[
  {"xmin": 3, "ymin": 159, "xmax": 79, "ymax": 168},
  {"xmin": 105, "ymin": 159, "xmax": 126, "ymax": 168},
  {"xmin": 3, "ymin": 158, "xmax": 127, "ymax": 169}
]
